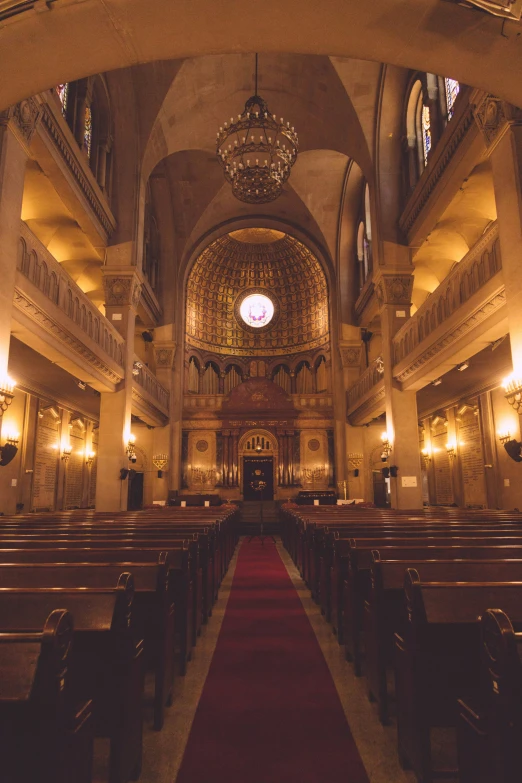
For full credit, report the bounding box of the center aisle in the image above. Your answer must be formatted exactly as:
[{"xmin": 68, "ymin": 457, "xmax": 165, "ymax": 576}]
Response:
[{"xmin": 175, "ymin": 540, "xmax": 370, "ymax": 783}]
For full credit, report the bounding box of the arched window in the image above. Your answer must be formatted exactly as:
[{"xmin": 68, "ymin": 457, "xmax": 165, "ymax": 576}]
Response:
[
  {"xmin": 55, "ymin": 84, "xmax": 69, "ymax": 116},
  {"xmin": 405, "ymin": 77, "xmax": 434, "ymax": 187},
  {"xmin": 444, "ymin": 78, "xmax": 460, "ymax": 121},
  {"xmin": 83, "ymin": 105, "xmax": 93, "ymax": 159},
  {"xmin": 356, "ymin": 181, "xmax": 372, "ymax": 291}
]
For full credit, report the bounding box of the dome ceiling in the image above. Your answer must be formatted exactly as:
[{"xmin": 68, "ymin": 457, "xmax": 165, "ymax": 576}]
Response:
[{"xmin": 186, "ymin": 232, "xmax": 329, "ymax": 357}]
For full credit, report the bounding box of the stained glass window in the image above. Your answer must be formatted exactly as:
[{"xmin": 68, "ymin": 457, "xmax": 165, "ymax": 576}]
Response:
[
  {"xmin": 422, "ymin": 105, "xmax": 432, "ymax": 167},
  {"xmin": 84, "ymin": 105, "xmax": 93, "ymax": 159},
  {"xmin": 445, "ymin": 78, "xmax": 460, "ymax": 120},
  {"xmin": 56, "ymin": 84, "xmax": 69, "ymax": 116},
  {"xmin": 239, "ymin": 293, "xmax": 274, "ymax": 328}
]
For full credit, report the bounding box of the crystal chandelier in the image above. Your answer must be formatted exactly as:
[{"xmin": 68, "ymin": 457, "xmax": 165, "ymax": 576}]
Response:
[{"xmin": 216, "ymin": 55, "xmax": 299, "ymax": 204}]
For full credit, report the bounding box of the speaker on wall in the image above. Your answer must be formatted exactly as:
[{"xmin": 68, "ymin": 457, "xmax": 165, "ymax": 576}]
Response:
[{"xmin": 504, "ymin": 439, "xmax": 522, "ymax": 463}]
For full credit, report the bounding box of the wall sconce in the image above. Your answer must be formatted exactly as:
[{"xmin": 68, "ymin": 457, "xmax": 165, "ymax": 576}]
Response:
[
  {"xmin": 0, "ymin": 376, "xmax": 16, "ymax": 417},
  {"xmin": 126, "ymin": 433, "xmax": 136, "ymax": 461},
  {"xmin": 0, "ymin": 427, "xmax": 19, "ymax": 467},
  {"xmin": 381, "ymin": 431, "xmax": 392, "ymax": 460},
  {"xmin": 85, "ymin": 450, "xmax": 95, "ymax": 466},
  {"xmin": 497, "ymin": 430, "xmax": 512, "ymax": 445},
  {"xmin": 446, "ymin": 440, "xmax": 457, "ymax": 460},
  {"xmin": 61, "ymin": 445, "xmax": 72, "ymax": 463},
  {"xmin": 153, "ymin": 453, "xmax": 168, "ymax": 478},
  {"xmin": 502, "ymin": 375, "xmax": 522, "ymax": 413},
  {"xmin": 132, "ymin": 361, "xmax": 143, "ymax": 377},
  {"xmin": 421, "ymin": 447, "xmax": 432, "ymax": 468},
  {"xmin": 456, "ymin": 360, "xmax": 469, "ymax": 372}
]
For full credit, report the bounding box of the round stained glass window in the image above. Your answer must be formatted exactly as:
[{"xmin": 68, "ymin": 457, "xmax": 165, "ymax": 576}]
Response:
[{"xmin": 239, "ymin": 294, "xmax": 275, "ymax": 329}]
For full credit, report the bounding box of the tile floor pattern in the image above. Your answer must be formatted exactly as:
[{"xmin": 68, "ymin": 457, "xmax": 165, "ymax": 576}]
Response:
[{"xmin": 93, "ymin": 538, "xmax": 459, "ymax": 783}]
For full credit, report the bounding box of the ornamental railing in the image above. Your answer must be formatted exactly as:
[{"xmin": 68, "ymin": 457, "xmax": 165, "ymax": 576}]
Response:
[
  {"xmin": 133, "ymin": 357, "xmax": 170, "ymax": 413},
  {"xmin": 346, "ymin": 356, "xmax": 384, "ymax": 411},
  {"xmin": 17, "ymin": 221, "xmax": 125, "ymax": 369},
  {"xmin": 393, "ymin": 222, "xmax": 501, "ymax": 365}
]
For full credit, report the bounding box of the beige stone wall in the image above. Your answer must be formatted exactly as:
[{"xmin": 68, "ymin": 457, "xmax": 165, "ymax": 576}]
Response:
[{"xmin": 187, "ymin": 430, "xmax": 216, "ymax": 491}]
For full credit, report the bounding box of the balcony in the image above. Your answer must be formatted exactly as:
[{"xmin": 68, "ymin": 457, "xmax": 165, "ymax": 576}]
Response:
[
  {"xmin": 393, "ymin": 222, "xmax": 506, "ymax": 389},
  {"xmin": 132, "ymin": 358, "xmax": 170, "ymax": 426},
  {"xmin": 346, "ymin": 356, "xmax": 385, "ymax": 425},
  {"xmin": 14, "ymin": 222, "xmax": 125, "ymax": 391}
]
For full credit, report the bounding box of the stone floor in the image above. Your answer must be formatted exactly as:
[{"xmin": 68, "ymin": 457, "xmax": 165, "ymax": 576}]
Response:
[{"xmin": 93, "ymin": 539, "xmax": 458, "ymax": 783}]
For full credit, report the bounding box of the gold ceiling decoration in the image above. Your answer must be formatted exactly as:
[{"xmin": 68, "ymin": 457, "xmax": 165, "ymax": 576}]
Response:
[
  {"xmin": 229, "ymin": 228, "xmax": 285, "ymax": 244},
  {"xmin": 186, "ymin": 232, "xmax": 329, "ymax": 357}
]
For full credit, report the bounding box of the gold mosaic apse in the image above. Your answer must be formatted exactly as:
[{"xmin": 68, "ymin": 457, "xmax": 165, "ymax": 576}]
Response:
[{"xmin": 186, "ymin": 233, "xmax": 329, "ymax": 356}]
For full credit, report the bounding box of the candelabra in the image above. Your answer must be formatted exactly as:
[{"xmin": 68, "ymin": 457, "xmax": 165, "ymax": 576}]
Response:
[
  {"xmin": 0, "ymin": 376, "xmax": 16, "ymax": 417},
  {"xmin": 85, "ymin": 450, "xmax": 95, "ymax": 466},
  {"xmin": 446, "ymin": 440, "xmax": 457, "ymax": 460},
  {"xmin": 153, "ymin": 453, "xmax": 168, "ymax": 478},
  {"xmin": 421, "ymin": 448, "xmax": 432, "ymax": 468},
  {"xmin": 381, "ymin": 432, "xmax": 392, "ymax": 460},
  {"xmin": 502, "ymin": 375, "xmax": 522, "ymax": 413},
  {"xmin": 61, "ymin": 445, "xmax": 72, "ymax": 463},
  {"xmin": 126, "ymin": 434, "xmax": 136, "ymax": 461}
]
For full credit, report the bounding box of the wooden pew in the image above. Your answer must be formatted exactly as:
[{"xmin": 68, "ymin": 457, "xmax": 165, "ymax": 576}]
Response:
[
  {"xmin": 0, "ymin": 560, "xmax": 174, "ymax": 732},
  {"xmin": 394, "ymin": 570, "xmax": 522, "ymax": 783},
  {"xmin": 0, "ymin": 573, "xmax": 144, "ymax": 783},
  {"xmin": 0, "ymin": 608, "xmax": 93, "ymax": 783},
  {"xmin": 364, "ymin": 556, "xmax": 522, "ymax": 724},
  {"xmin": 457, "ymin": 608, "xmax": 522, "ymax": 783}
]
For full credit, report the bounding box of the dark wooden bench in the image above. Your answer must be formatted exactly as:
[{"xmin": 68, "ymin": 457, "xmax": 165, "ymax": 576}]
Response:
[
  {"xmin": 0, "ymin": 573, "xmax": 144, "ymax": 783},
  {"xmin": 394, "ymin": 570, "xmax": 522, "ymax": 783},
  {"xmin": 457, "ymin": 607, "xmax": 522, "ymax": 783},
  {"xmin": 0, "ymin": 608, "xmax": 93, "ymax": 783},
  {"xmin": 364, "ymin": 556, "xmax": 522, "ymax": 724}
]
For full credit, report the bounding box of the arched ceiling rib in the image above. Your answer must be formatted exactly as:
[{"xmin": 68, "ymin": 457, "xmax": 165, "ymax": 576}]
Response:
[{"xmin": 1, "ymin": 1, "xmax": 522, "ymax": 112}]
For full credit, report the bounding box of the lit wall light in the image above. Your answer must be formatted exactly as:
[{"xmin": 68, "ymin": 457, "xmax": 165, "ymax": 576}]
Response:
[
  {"xmin": 61, "ymin": 445, "xmax": 72, "ymax": 463},
  {"xmin": 0, "ymin": 425, "xmax": 20, "ymax": 467},
  {"xmin": 0, "ymin": 376, "xmax": 16, "ymax": 416},
  {"xmin": 456, "ymin": 361, "xmax": 469, "ymax": 372},
  {"xmin": 85, "ymin": 450, "xmax": 95, "ymax": 466},
  {"xmin": 497, "ymin": 430, "xmax": 512, "ymax": 445},
  {"xmin": 421, "ymin": 447, "xmax": 432, "ymax": 467},
  {"xmin": 432, "ymin": 378, "xmax": 442, "ymax": 386},
  {"xmin": 126, "ymin": 433, "xmax": 136, "ymax": 460},
  {"xmin": 381, "ymin": 431, "xmax": 392, "ymax": 460},
  {"xmin": 446, "ymin": 440, "xmax": 457, "ymax": 459},
  {"xmin": 502, "ymin": 374, "xmax": 522, "ymax": 413}
]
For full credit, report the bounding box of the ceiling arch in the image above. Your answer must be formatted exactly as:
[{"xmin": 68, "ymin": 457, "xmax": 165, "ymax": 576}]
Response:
[{"xmin": 1, "ymin": 1, "xmax": 522, "ymax": 112}]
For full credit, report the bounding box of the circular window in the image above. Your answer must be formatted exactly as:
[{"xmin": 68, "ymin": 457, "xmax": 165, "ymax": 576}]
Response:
[{"xmin": 239, "ymin": 294, "xmax": 274, "ymax": 329}]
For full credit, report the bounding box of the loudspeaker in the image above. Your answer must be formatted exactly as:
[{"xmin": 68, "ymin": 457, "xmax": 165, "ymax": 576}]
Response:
[
  {"xmin": 353, "ymin": 468, "xmax": 359, "ymax": 477},
  {"xmin": 119, "ymin": 468, "xmax": 129, "ymax": 480},
  {"xmin": 382, "ymin": 467, "xmax": 390, "ymax": 479},
  {"xmin": 504, "ymin": 439, "xmax": 522, "ymax": 462},
  {"xmin": 0, "ymin": 443, "xmax": 18, "ymax": 467},
  {"xmin": 390, "ymin": 465, "xmax": 399, "ymax": 478}
]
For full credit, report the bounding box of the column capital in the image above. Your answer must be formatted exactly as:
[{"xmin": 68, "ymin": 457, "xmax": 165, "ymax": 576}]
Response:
[
  {"xmin": 153, "ymin": 341, "xmax": 177, "ymax": 370},
  {"xmin": 473, "ymin": 92, "xmax": 522, "ymax": 154},
  {"xmin": 374, "ymin": 271, "xmax": 414, "ymax": 308},
  {"xmin": 338, "ymin": 341, "xmax": 362, "ymax": 369},
  {"xmin": 0, "ymin": 97, "xmax": 42, "ymax": 154},
  {"xmin": 102, "ymin": 266, "xmax": 143, "ymax": 309}
]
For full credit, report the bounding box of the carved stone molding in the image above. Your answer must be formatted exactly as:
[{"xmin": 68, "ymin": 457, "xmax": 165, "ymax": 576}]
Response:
[
  {"xmin": 339, "ymin": 344, "xmax": 362, "ymax": 368},
  {"xmin": 347, "ymin": 384, "xmax": 386, "ymax": 426},
  {"xmin": 154, "ymin": 341, "xmax": 177, "ymax": 369},
  {"xmin": 375, "ymin": 274, "xmax": 414, "ymax": 307},
  {"xmin": 473, "ymin": 94, "xmax": 522, "ymax": 152},
  {"xmin": 13, "ymin": 287, "xmax": 124, "ymax": 386},
  {"xmin": 102, "ymin": 269, "xmax": 142, "ymax": 308},
  {"xmin": 131, "ymin": 388, "xmax": 168, "ymax": 426},
  {"xmin": 0, "ymin": 97, "xmax": 41, "ymax": 153},
  {"xmin": 394, "ymin": 288, "xmax": 506, "ymax": 384}
]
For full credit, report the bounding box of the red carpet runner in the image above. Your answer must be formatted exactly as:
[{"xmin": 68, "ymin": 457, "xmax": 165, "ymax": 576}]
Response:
[{"xmin": 176, "ymin": 540, "xmax": 370, "ymax": 783}]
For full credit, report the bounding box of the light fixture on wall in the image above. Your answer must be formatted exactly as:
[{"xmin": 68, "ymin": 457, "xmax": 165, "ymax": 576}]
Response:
[
  {"xmin": 446, "ymin": 440, "xmax": 457, "ymax": 460},
  {"xmin": 456, "ymin": 360, "xmax": 469, "ymax": 371},
  {"xmin": 126, "ymin": 433, "xmax": 136, "ymax": 461},
  {"xmin": 381, "ymin": 431, "xmax": 392, "ymax": 460},
  {"xmin": 132, "ymin": 361, "xmax": 142, "ymax": 377},
  {"xmin": 0, "ymin": 427, "xmax": 19, "ymax": 467},
  {"xmin": 432, "ymin": 377, "xmax": 443, "ymax": 386},
  {"xmin": 85, "ymin": 450, "xmax": 95, "ymax": 466},
  {"xmin": 497, "ymin": 430, "xmax": 512, "ymax": 445},
  {"xmin": 61, "ymin": 445, "xmax": 72, "ymax": 463},
  {"xmin": 421, "ymin": 447, "xmax": 432, "ymax": 467},
  {"xmin": 0, "ymin": 376, "xmax": 16, "ymax": 417},
  {"xmin": 215, "ymin": 54, "xmax": 299, "ymax": 204},
  {"xmin": 502, "ymin": 374, "xmax": 522, "ymax": 413},
  {"xmin": 77, "ymin": 380, "xmax": 87, "ymax": 390}
]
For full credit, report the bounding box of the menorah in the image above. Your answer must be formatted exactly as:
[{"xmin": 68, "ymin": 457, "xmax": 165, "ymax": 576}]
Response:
[
  {"xmin": 191, "ymin": 467, "xmax": 214, "ymax": 488},
  {"xmin": 302, "ymin": 467, "xmax": 325, "ymax": 490}
]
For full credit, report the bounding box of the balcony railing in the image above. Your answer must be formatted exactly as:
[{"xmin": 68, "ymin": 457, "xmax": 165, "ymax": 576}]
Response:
[
  {"xmin": 347, "ymin": 356, "xmax": 384, "ymax": 411},
  {"xmin": 133, "ymin": 358, "xmax": 170, "ymax": 413},
  {"xmin": 17, "ymin": 222, "xmax": 125, "ymax": 369},
  {"xmin": 393, "ymin": 222, "xmax": 501, "ymax": 365}
]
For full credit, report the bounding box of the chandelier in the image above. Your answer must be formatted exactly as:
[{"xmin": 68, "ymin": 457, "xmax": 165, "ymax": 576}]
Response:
[{"xmin": 216, "ymin": 55, "xmax": 299, "ymax": 204}]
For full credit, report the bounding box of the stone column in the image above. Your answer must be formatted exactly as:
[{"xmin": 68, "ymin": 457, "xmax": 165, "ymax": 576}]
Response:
[
  {"xmin": 96, "ymin": 261, "xmax": 142, "ymax": 512},
  {"xmin": 375, "ymin": 260, "xmax": 423, "ymax": 508},
  {"xmin": 0, "ymin": 99, "xmax": 40, "ymax": 382},
  {"xmin": 152, "ymin": 334, "xmax": 176, "ymax": 503},
  {"xmin": 473, "ymin": 95, "xmax": 522, "ymax": 374}
]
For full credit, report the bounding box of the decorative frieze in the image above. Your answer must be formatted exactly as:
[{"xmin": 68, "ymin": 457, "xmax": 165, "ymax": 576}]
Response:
[
  {"xmin": 102, "ymin": 269, "xmax": 142, "ymax": 308},
  {"xmin": 154, "ymin": 341, "xmax": 176, "ymax": 369},
  {"xmin": 473, "ymin": 93, "xmax": 522, "ymax": 152},
  {"xmin": 0, "ymin": 97, "xmax": 41, "ymax": 153},
  {"xmin": 375, "ymin": 274, "xmax": 414, "ymax": 307}
]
